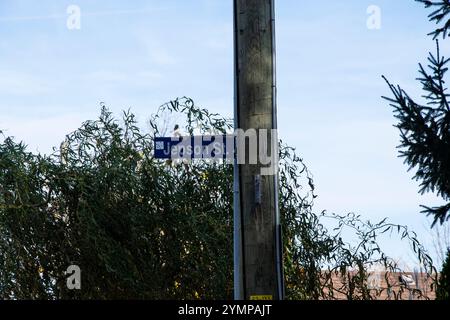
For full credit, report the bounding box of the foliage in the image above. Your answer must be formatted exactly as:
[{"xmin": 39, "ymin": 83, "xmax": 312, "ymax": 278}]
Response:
[
  {"xmin": 0, "ymin": 101, "xmax": 233, "ymax": 299},
  {"xmin": 383, "ymin": 38, "xmax": 450, "ymax": 226},
  {"xmin": 0, "ymin": 98, "xmax": 437, "ymax": 299},
  {"xmin": 436, "ymin": 250, "xmax": 450, "ymax": 299},
  {"xmin": 417, "ymin": 0, "xmax": 450, "ymax": 39},
  {"xmin": 382, "ymin": 1, "xmax": 450, "ymax": 226},
  {"xmin": 280, "ymin": 147, "xmax": 436, "ymax": 299}
]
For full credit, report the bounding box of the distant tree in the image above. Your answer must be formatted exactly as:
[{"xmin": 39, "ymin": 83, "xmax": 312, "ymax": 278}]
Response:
[
  {"xmin": 429, "ymin": 220, "xmax": 450, "ymax": 266},
  {"xmin": 436, "ymin": 250, "xmax": 450, "ymax": 300},
  {"xmin": 382, "ymin": 1, "xmax": 450, "ymax": 227}
]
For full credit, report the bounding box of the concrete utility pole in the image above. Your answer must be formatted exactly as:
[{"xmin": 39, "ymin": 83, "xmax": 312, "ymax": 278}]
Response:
[{"xmin": 233, "ymin": 0, "xmax": 283, "ymax": 300}]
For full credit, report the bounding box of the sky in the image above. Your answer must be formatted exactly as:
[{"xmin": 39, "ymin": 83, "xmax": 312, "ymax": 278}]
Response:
[{"xmin": 0, "ymin": 0, "xmax": 448, "ymax": 268}]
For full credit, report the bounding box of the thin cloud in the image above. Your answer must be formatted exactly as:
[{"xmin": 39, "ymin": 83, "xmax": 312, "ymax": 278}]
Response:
[
  {"xmin": 0, "ymin": 14, "xmax": 64, "ymax": 22},
  {"xmin": 0, "ymin": 113, "xmax": 88, "ymax": 154},
  {"xmin": 0, "ymin": 7, "xmax": 168, "ymax": 23},
  {"xmin": 0, "ymin": 71, "xmax": 54, "ymax": 96}
]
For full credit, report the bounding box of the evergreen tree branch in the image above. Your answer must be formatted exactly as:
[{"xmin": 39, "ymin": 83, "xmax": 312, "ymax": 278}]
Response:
[
  {"xmin": 383, "ymin": 40, "xmax": 450, "ymax": 226},
  {"xmin": 417, "ymin": 0, "xmax": 450, "ymax": 39}
]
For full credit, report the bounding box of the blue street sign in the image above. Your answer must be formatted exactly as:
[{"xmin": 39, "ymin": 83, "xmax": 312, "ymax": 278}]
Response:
[{"xmin": 154, "ymin": 135, "xmax": 235, "ymax": 160}]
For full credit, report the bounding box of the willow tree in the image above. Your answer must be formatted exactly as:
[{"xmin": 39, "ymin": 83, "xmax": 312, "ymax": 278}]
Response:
[{"xmin": 0, "ymin": 98, "xmax": 435, "ymax": 299}]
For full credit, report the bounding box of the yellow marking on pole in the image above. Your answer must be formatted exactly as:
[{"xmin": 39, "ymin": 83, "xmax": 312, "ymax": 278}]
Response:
[{"xmin": 249, "ymin": 295, "xmax": 273, "ymax": 300}]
